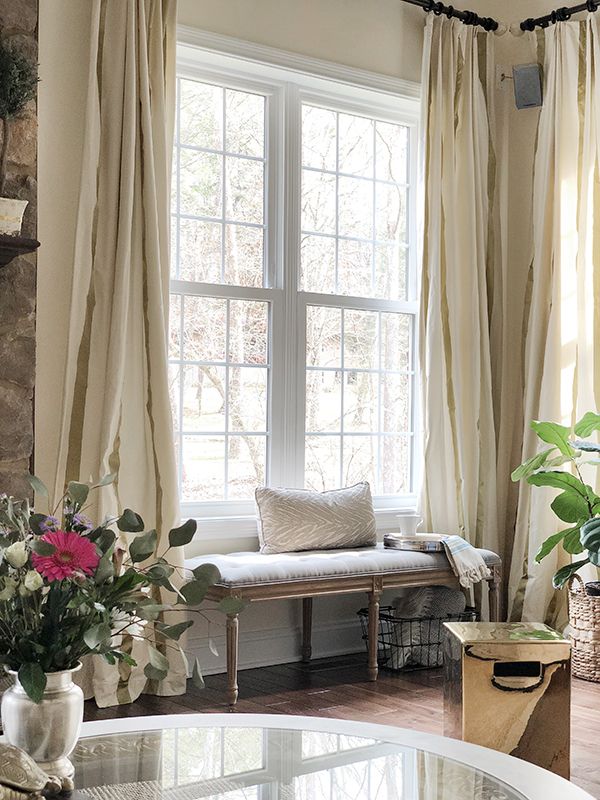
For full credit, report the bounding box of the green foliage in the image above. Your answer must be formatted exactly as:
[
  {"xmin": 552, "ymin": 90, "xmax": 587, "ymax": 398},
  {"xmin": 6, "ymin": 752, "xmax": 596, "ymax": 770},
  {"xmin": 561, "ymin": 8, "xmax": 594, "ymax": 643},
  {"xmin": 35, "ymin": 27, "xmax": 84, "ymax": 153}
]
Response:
[
  {"xmin": 0, "ymin": 477, "xmax": 221, "ymax": 703},
  {"xmin": 513, "ymin": 413, "xmax": 600, "ymax": 589},
  {"xmin": 0, "ymin": 40, "xmax": 37, "ymax": 121}
]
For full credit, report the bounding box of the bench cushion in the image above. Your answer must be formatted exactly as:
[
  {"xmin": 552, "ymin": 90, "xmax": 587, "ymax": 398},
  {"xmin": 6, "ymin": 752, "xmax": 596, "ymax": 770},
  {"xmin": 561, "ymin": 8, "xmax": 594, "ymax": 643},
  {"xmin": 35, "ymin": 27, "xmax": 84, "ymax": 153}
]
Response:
[{"xmin": 186, "ymin": 543, "xmax": 501, "ymax": 588}]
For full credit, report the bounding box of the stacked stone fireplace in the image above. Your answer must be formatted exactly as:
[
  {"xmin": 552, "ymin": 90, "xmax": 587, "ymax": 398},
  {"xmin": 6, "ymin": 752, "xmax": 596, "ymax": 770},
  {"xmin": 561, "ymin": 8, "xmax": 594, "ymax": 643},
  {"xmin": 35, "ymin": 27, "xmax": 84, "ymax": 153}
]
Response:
[{"xmin": 0, "ymin": 1, "xmax": 38, "ymax": 498}]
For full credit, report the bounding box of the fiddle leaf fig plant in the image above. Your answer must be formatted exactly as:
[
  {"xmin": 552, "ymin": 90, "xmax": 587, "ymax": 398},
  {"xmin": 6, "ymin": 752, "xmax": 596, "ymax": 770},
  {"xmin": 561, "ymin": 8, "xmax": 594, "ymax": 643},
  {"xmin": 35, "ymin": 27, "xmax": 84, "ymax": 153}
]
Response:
[{"xmin": 512, "ymin": 412, "xmax": 600, "ymax": 589}]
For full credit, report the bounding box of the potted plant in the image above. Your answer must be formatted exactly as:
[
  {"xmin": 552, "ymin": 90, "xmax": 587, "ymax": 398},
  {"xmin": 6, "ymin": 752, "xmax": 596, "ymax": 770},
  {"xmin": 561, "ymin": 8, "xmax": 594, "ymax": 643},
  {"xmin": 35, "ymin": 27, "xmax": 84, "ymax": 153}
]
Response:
[
  {"xmin": 0, "ymin": 37, "xmax": 37, "ymax": 235},
  {"xmin": 511, "ymin": 412, "xmax": 600, "ymax": 590},
  {"xmin": 0, "ymin": 474, "xmax": 227, "ymax": 789}
]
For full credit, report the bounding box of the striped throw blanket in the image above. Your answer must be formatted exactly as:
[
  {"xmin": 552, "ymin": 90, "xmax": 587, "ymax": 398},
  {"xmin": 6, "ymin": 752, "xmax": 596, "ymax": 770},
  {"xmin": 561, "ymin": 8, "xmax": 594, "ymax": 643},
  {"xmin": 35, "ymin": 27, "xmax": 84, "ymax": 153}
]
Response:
[{"xmin": 442, "ymin": 535, "xmax": 491, "ymax": 589}]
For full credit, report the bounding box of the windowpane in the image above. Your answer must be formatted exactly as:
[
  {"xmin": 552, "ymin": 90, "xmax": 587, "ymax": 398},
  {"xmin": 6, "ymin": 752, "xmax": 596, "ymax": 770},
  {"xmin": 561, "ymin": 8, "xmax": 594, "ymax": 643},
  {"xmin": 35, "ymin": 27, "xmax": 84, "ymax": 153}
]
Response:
[
  {"xmin": 228, "ymin": 300, "xmax": 269, "ymax": 364},
  {"xmin": 302, "ymin": 169, "xmax": 336, "ymax": 234},
  {"xmin": 183, "ymin": 365, "xmax": 226, "ymax": 432},
  {"xmin": 178, "ymin": 219, "xmax": 221, "ymax": 284},
  {"xmin": 228, "ymin": 367, "xmax": 268, "ymax": 431},
  {"xmin": 225, "ymin": 156, "xmax": 264, "ymax": 224},
  {"xmin": 182, "ymin": 435, "xmax": 225, "ymax": 502},
  {"xmin": 179, "ymin": 80, "xmax": 222, "ymax": 149},
  {"xmin": 376, "ymin": 120, "xmax": 408, "ymax": 184},
  {"xmin": 305, "ymin": 306, "xmax": 414, "ymax": 495},
  {"xmin": 300, "ymin": 104, "xmax": 410, "ymax": 301},
  {"xmin": 225, "ymin": 89, "xmax": 265, "ymax": 158},
  {"xmin": 306, "ymin": 306, "xmax": 341, "ymax": 368},
  {"xmin": 182, "ymin": 296, "xmax": 227, "ymax": 362},
  {"xmin": 169, "ymin": 294, "xmax": 182, "ymax": 359},
  {"xmin": 306, "ymin": 370, "xmax": 342, "ymax": 433},
  {"xmin": 227, "ymin": 436, "xmax": 267, "ymax": 500},
  {"xmin": 224, "ymin": 224, "xmax": 264, "ymax": 287},
  {"xmin": 179, "ymin": 150, "xmax": 222, "ymax": 218},
  {"xmin": 338, "ymin": 112, "xmax": 374, "ymax": 177},
  {"xmin": 302, "ymin": 105, "xmax": 337, "ymax": 171},
  {"xmin": 305, "ymin": 436, "xmax": 341, "ymax": 492}
]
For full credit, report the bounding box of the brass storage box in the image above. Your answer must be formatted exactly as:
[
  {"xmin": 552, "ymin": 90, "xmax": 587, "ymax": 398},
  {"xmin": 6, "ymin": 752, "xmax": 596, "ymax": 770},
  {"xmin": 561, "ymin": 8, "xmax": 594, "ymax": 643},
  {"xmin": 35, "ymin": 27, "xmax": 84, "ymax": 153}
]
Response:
[{"xmin": 443, "ymin": 622, "xmax": 571, "ymax": 779}]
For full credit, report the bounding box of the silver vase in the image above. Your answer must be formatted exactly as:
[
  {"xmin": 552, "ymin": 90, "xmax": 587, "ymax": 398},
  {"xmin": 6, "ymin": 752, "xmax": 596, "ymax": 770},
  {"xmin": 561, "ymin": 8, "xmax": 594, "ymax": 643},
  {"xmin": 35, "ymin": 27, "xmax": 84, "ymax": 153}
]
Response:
[{"xmin": 1, "ymin": 663, "xmax": 83, "ymax": 787}]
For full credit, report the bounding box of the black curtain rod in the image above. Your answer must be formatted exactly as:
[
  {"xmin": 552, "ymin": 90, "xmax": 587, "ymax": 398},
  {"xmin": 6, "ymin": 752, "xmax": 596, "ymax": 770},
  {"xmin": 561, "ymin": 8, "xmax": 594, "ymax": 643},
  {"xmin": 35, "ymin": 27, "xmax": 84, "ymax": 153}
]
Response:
[
  {"xmin": 401, "ymin": 0, "xmax": 499, "ymax": 31},
  {"xmin": 521, "ymin": 0, "xmax": 600, "ymax": 31}
]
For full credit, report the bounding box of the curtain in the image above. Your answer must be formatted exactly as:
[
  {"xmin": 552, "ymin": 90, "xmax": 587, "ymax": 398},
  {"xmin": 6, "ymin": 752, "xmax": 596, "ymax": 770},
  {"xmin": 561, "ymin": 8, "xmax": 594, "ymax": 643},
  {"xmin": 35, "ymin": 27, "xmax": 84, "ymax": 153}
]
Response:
[
  {"xmin": 52, "ymin": 0, "xmax": 183, "ymax": 706},
  {"xmin": 509, "ymin": 18, "xmax": 600, "ymax": 624},
  {"xmin": 419, "ymin": 17, "xmax": 500, "ymax": 587}
]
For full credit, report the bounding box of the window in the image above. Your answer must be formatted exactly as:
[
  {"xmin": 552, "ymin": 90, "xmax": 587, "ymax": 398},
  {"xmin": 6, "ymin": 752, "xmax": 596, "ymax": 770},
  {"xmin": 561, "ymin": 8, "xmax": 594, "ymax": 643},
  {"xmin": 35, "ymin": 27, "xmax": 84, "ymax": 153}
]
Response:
[{"xmin": 170, "ymin": 48, "xmax": 419, "ymax": 523}]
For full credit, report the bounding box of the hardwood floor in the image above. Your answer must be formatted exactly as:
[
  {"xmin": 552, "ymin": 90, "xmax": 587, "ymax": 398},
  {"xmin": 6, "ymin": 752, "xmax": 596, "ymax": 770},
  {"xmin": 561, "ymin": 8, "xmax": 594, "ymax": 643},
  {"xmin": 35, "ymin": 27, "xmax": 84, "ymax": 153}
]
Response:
[{"xmin": 85, "ymin": 654, "xmax": 600, "ymax": 798}]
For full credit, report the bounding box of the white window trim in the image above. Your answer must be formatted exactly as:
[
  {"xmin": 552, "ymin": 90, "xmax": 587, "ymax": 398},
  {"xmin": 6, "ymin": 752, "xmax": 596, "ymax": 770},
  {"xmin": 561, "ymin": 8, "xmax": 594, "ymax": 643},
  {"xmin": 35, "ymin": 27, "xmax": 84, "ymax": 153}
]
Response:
[{"xmin": 174, "ymin": 30, "xmax": 422, "ymax": 540}]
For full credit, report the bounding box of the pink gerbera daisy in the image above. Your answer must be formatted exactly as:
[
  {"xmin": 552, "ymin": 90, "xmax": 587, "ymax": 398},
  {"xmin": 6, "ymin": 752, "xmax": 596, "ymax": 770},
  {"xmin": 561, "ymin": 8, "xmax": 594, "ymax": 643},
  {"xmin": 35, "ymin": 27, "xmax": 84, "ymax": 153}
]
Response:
[{"xmin": 31, "ymin": 530, "xmax": 100, "ymax": 582}]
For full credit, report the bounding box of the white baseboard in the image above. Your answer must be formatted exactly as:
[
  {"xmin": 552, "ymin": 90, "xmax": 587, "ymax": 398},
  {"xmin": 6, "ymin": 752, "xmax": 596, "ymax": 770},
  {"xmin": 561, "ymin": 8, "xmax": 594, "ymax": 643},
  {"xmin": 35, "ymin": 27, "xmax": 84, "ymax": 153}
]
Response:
[{"xmin": 189, "ymin": 616, "xmax": 365, "ymax": 676}]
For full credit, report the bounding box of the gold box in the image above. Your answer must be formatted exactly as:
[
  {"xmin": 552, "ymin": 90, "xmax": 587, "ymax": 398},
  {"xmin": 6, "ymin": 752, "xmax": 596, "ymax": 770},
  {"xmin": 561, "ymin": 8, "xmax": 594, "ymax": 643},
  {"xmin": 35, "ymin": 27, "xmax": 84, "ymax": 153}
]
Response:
[{"xmin": 443, "ymin": 622, "xmax": 571, "ymax": 779}]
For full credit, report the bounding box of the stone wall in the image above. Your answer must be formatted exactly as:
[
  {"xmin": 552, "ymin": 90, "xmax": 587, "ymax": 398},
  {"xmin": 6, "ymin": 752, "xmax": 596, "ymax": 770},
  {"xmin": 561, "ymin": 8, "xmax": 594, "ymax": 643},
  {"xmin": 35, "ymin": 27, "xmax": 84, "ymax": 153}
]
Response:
[{"xmin": 0, "ymin": 1, "xmax": 38, "ymax": 498}]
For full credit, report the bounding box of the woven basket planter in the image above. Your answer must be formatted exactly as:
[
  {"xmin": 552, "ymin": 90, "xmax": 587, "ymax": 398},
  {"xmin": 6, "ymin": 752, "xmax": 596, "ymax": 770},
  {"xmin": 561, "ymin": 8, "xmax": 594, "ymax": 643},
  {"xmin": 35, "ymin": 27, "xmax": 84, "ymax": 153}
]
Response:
[{"xmin": 568, "ymin": 574, "xmax": 600, "ymax": 682}]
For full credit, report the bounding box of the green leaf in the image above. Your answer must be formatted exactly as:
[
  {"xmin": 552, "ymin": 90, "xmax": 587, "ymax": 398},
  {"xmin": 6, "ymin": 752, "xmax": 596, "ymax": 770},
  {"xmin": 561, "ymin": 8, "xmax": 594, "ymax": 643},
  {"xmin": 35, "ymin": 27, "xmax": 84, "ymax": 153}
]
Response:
[
  {"xmin": 527, "ymin": 471, "xmax": 588, "ymax": 498},
  {"xmin": 129, "ymin": 529, "xmax": 157, "ymax": 563},
  {"xmin": 18, "ymin": 663, "xmax": 47, "ymax": 704},
  {"xmin": 144, "ymin": 646, "xmax": 169, "ymax": 681},
  {"xmin": 191, "ymin": 657, "xmax": 205, "ymax": 689},
  {"xmin": 192, "ymin": 563, "xmax": 221, "ymax": 585},
  {"xmin": 530, "ymin": 420, "xmax": 573, "ymax": 456},
  {"xmin": 83, "ymin": 622, "xmax": 112, "ymax": 650},
  {"xmin": 180, "ymin": 579, "xmax": 210, "ymax": 606},
  {"xmin": 574, "ymin": 412, "xmax": 600, "ymax": 438},
  {"xmin": 29, "ymin": 513, "xmax": 49, "ymax": 536},
  {"xmin": 218, "ymin": 597, "xmax": 246, "ymax": 616},
  {"xmin": 168, "ymin": 519, "xmax": 197, "ymax": 548},
  {"xmin": 156, "ymin": 620, "xmax": 193, "ymax": 640},
  {"xmin": 137, "ymin": 602, "xmax": 171, "ymax": 621},
  {"xmin": 117, "ymin": 509, "xmax": 145, "ymax": 533},
  {"xmin": 563, "ymin": 527, "xmax": 585, "ymax": 555},
  {"xmin": 550, "ymin": 490, "xmax": 589, "ymax": 523},
  {"xmin": 535, "ymin": 529, "xmax": 570, "ymax": 563},
  {"xmin": 27, "ymin": 475, "xmax": 48, "ymax": 498},
  {"xmin": 67, "ymin": 481, "xmax": 89, "ymax": 508},
  {"xmin": 95, "ymin": 551, "xmax": 115, "ymax": 585},
  {"xmin": 29, "ymin": 539, "xmax": 56, "ymax": 556},
  {"xmin": 511, "ymin": 447, "xmax": 556, "ymax": 482},
  {"xmin": 145, "ymin": 563, "xmax": 174, "ymax": 583},
  {"xmin": 553, "ymin": 559, "xmax": 590, "ymax": 589},
  {"xmin": 93, "ymin": 472, "xmax": 117, "ymax": 488}
]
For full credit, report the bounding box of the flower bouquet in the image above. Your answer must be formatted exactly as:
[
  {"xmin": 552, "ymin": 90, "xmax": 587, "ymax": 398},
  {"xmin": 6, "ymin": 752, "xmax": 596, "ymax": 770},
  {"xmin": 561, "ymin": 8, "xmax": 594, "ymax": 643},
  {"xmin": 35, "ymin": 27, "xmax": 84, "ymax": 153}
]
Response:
[{"xmin": 0, "ymin": 474, "xmax": 224, "ymax": 704}]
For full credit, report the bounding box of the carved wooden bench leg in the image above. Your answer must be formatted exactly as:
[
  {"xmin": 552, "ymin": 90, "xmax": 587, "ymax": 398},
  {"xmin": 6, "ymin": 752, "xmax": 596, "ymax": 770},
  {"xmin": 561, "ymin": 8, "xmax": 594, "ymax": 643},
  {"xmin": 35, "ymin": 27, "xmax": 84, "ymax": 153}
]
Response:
[
  {"xmin": 488, "ymin": 564, "xmax": 503, "ymax": 622},
  {"xmin": 302, "ymin": 597, "xmax": 313, "ymax": 663},
  {"xmin": 226, "ymin": 611, "xmax": 239, "ymax": 710},
  {"xmin": 367, "ymin": 579, "xmax": 383, "ymax": 681}
]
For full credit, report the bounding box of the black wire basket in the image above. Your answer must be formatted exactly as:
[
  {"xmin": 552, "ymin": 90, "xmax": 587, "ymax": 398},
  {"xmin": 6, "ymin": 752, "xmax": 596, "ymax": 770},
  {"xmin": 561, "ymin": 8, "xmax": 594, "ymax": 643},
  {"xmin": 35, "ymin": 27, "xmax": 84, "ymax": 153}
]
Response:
[{"xmin": 357, "ymin": 605, "xmax": 477, "ymax": 672}]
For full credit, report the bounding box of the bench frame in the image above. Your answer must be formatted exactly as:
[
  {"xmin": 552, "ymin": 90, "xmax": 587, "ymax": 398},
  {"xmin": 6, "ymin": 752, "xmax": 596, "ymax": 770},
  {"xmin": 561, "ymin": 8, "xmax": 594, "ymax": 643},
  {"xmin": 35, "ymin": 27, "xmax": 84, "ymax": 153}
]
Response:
[{"xmin": 206, "ymin": 562, "xmax": 502, "ymax": 708}]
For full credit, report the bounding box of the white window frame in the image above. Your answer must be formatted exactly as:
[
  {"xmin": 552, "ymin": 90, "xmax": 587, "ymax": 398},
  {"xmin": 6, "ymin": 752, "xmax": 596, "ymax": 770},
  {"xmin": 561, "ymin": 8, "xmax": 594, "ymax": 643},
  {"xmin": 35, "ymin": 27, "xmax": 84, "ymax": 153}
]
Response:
[{"xmin": 174, "ymin": 30, "xmax": 421, "ymax": 538}]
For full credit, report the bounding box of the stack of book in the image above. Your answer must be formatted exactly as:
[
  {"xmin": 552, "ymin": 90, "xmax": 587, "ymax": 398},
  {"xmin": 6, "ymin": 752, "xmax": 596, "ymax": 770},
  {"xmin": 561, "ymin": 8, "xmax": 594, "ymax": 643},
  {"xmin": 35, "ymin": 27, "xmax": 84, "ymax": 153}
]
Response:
[{"xmin": 383, "ymin": 533, "xmax": 447, "ymax": 552}]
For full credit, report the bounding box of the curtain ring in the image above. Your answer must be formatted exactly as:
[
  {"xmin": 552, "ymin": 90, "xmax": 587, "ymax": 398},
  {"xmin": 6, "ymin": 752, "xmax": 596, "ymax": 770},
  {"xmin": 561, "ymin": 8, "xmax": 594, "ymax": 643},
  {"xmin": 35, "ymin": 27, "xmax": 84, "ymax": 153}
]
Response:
[
  {"xmin": 432, "ymin": 2, "xmax": 444, "ymax": 16},
  {"xmin": 521, "ymin": 17, "xmax": 536, "ymax": 31},
  {"xmin": 587, "ymin": 0, "xmax": 598, "ymax": 12},
  {"xmin": 424, "ymin": 0, "xmax": 435, "ymax": 11},
  {"xmin": 444, "ymin": 5, "xmax": 455, "ymax": 20}
]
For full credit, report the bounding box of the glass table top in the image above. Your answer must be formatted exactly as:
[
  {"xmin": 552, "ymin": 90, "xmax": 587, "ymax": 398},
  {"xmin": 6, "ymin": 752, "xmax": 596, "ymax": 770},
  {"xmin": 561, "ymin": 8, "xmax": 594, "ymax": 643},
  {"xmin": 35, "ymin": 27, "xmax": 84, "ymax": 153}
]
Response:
[{"xmin": 70, "ymin": 721, "xmax": 527, "ymax": 800}]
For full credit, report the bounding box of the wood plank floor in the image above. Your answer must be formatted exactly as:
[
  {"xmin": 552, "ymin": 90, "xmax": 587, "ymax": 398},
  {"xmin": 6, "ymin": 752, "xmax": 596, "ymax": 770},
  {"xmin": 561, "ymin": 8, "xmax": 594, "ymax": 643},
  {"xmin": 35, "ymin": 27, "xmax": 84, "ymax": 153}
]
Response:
[{"xmin": 85, "ymin": 654, "xmax": 600, "ymax": 798}]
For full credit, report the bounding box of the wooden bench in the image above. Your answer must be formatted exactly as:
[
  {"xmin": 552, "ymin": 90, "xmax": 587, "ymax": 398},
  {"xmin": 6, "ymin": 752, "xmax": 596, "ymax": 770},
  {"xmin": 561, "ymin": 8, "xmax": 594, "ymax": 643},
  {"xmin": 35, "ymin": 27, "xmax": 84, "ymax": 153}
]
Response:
[{"xmin": 187, "ymin": 543, "xmax": 502, "ymax": 707}]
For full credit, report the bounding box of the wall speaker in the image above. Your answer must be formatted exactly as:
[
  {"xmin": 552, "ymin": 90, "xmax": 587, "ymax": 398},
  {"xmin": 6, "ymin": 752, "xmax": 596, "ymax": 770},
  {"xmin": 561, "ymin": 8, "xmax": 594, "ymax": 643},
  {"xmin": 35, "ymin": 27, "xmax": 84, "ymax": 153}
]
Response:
[{"xmin": 512, "ymin": 64, "xmax": 543, "ymax": 110}]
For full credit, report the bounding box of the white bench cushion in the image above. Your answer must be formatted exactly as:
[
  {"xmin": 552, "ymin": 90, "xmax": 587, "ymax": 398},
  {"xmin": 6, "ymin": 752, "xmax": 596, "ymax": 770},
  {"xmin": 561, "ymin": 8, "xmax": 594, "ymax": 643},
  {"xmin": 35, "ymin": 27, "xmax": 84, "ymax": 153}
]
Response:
[{"xmin": 186, "ymin": 543, "xmax": 501, "ymax": 587}]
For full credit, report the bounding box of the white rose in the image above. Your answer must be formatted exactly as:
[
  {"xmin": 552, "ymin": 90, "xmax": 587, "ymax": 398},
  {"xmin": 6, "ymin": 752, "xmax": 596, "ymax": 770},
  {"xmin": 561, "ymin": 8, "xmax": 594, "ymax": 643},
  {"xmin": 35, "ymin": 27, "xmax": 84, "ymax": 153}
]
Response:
[
  {"xmin": 5, "ymin": 542, "xmax": 28, "ymax": 569},
  {"xmin": 23, "ymin": 570, "xmax": 43, "ymax": 592},
  {"xmin": 18, "ymin": 584, "xmax": 30, "ymax": 598}
]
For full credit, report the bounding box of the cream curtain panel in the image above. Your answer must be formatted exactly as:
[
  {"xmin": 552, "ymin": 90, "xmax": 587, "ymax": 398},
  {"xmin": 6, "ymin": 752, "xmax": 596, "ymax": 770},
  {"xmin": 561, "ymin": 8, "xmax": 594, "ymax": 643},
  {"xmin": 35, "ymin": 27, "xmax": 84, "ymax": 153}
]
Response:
[
  {"xmin": 509, "ymin": 19, "xmax": 600, "ymax": 624},
  {"xmin": 419, "ymin": 17, "xmax": 500, "ymax": 580},
  {"xmin": 52, "ymin": 0, "xmax": 183, "ymax": 706}
]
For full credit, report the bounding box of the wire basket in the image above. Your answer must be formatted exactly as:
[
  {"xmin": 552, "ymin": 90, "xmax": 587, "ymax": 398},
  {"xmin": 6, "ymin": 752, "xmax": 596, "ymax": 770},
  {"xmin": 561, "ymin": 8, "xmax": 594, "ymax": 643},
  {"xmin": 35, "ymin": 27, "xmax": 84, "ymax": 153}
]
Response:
[{"xmin": 358, "ymin": 605, "xmax": 477, "ymax": 671}]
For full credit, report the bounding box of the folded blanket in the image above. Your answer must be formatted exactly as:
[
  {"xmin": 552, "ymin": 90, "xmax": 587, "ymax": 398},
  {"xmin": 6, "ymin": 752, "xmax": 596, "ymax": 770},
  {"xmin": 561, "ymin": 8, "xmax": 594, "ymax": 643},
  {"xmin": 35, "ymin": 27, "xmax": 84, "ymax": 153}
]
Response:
[{"xmin": 442, "ymin": 535, "xmax": 491, "ymax": 589}]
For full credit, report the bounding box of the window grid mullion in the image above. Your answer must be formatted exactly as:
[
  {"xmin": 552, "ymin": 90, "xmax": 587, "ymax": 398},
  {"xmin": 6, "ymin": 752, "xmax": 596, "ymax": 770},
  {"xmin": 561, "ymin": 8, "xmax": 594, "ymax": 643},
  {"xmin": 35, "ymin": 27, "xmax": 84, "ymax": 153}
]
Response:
[{"xmin": 224, "ymin": 299, "xmax": 231, "ymax": 500}]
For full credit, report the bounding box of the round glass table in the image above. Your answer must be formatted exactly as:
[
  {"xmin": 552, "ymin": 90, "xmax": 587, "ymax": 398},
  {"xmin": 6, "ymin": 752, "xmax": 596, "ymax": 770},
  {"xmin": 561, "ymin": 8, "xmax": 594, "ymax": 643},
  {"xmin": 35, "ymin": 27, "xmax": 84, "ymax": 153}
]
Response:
[{"xmin": 69, "ymin": 714, "xmax": 592, "ymax": 800}]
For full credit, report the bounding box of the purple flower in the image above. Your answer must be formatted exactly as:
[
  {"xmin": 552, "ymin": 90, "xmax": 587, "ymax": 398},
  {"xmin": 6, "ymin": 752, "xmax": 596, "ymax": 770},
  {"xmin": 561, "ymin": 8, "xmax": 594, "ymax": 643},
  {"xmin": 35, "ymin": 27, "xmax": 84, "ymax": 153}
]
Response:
[
  {"xmin": 72, "ymin": 513, "xmax": 92, "ymax": 531},
  {"xmin": 39, "ymin": 515, "xmax": 60, "ymax": 533}
]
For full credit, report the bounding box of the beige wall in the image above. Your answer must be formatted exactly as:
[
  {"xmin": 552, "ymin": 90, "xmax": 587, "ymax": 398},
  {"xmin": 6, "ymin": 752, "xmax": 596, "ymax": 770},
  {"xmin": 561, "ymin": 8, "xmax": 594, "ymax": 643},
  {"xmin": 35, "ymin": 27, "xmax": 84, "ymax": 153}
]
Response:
[{"xmin": 178, "ymin": 0, "xmax": 424, "ymax": 81}]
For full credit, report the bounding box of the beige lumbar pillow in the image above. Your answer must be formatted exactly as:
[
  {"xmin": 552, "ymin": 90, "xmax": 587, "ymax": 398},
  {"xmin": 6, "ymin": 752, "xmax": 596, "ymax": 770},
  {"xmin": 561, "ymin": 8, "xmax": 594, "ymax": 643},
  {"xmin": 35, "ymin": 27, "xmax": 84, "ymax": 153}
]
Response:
[{"xmin": 255, "ymin": 482, "xmax": 377, "ymax": 554}]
